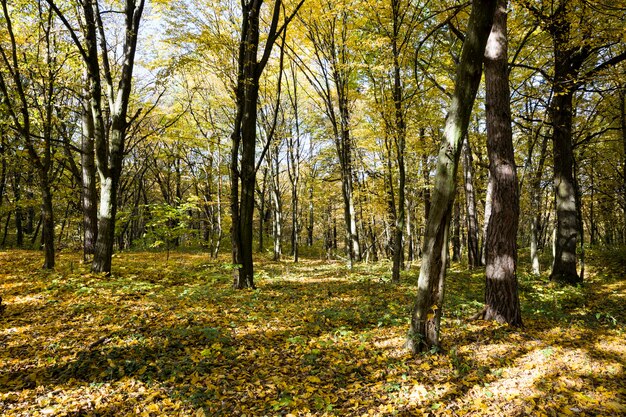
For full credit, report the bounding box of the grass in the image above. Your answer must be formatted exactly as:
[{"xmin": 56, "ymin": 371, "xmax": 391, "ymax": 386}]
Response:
[{"xmin": 0, "ymin": 247, "xmax": 624, "ymax": 416}]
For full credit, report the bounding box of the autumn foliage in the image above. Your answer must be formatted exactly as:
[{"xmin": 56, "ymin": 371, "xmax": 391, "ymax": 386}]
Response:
[{"xmin": 1, "ymin": 249, "xmax": 624, "ymax": 416}]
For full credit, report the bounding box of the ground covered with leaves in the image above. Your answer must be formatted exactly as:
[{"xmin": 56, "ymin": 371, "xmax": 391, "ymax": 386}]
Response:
[{"xmin": 1, "ymin": 248, "xmax": 625, "ymax": 416}]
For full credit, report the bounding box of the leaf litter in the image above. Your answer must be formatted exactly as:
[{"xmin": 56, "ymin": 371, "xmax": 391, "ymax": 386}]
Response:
[{"xmin": 0, "ymin": 248, "xmax": 624, "ymax": 416}]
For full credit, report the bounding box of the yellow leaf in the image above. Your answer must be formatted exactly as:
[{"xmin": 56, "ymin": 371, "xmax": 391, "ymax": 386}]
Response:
[{"xmin": 307, "ymin": 375, "xmax": 321, "ymax": 383}]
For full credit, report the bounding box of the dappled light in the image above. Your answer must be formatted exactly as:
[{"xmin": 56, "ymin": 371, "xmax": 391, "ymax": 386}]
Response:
[{"xmin": 1, "ymin": 249, "xmax": 624, "ymax": 415}]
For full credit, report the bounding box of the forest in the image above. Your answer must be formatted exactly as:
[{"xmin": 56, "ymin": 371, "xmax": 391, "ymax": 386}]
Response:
[{"xmin": 0, "ymin": 0, "xmax": 625, "ymax": 415}]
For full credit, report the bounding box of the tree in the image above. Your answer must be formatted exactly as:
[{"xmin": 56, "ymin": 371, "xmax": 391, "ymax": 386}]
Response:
[
  {"xmin": 300, "ymin": 0, "xmax": 361, "ymax": 268},
  {"xmin": 519, "ymin": 0, "xmax": 626, "ymax": 284},
  {"xmin": 230, "ymin": 0, "xmax": 303, "ymax": 289},
  {"xmin": 462, "ymin": 136, "xmax": 481, "ymax": 268},
  {"xmin": 408, "ymin": 0, "xmax": 497, "ymax": 353},
  {"xmin": 47, "ymin": 0, "xmax": 146, "ymax": 274},
  {"xmin": 0, "ymin": 0, "xmax": 64, "ymax": 269},
  {"xmin": 478, "ymin": 0, "xmax": 522, "ymax": 326}
]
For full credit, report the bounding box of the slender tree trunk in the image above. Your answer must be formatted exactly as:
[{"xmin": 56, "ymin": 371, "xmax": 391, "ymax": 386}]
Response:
[
  {"xmin": 463, "ymin": 137, "xmax": 481, "ymax": 268},
  {"xmin": 452, "ymin": 201, "xmax": 461, "ymax": 262},
  {"xmin": 481, "ymin": 172, "xmax": 493, "ymax": 265},
  {"xmin": 38, "ymin": 172, "xmax": 55, "ymax": 269},
  {"xmin": 529, "ymin": 134, "xmax": 549, "ymax": 275},
  {"xmin": 230, "ymin": 0, "xmax": 303, "ymax": 287},
  {"xmin": 408, "ymin": 0, "xmax": 497, "ymax": 353},
  {"xmin": 213, "ymin": 144, "xmax": 223, "ymax": 258},
  {"xmin": 287, "ymin": 64, "xmax": 301, "ymax": 262},
  {"xmin": 81, "ymin": 81, "xmax": 98, "ymax": 261},
  {"xmin": 13, "ymin": 172, "xmax": 23, "ymax": 247},
  {"xmin": 480, "ymin": 0, "xmax": 522, "ymax": 326},
  {"xmin": 307, "ymin": 180, "xmax": 314, "ymax": 246},
  {"xmin": 2, "ymin": 212, "xmax": 11, "ymax": 246},
  {"xmin": 258, "ymin": 167, "xmax": 267, "ymax": 253},
  {"xmin": 619, "ymin": 86, "xmax": 626, "ymax": 239},
  {"xmin": 421, "ymin": 128, "xmax": 431, "ymax": 227},
  {"xmin": 405, "ymin": 200, "xmax": 414, "ymax": 267},
  {"xmin": 390, "ymin": 0, "xmax": 406, "ymax": 283},
  {"xmin": 270, "ymin": 146, "xmax": 282, "ymax": 261}
]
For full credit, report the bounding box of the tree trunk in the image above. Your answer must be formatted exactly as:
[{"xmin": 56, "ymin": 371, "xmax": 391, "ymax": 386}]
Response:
[
  {"xmin": 287, "ymin": 64, "xmax": 301, "ymax": 263},
  {"xmin": 258, "ymin": 167, "xmax": 267, "ymax": 253},
  {"xmin": 408, "ymin": 0, "xmax": 497, "ymax": 353},
  {"xmin": 40, "ymin": 177, "xmax": 55, "ymax": 269},
  {"xmin": 452, "ymin": 201, "xmax": 461, "ymax": 262},
  {"xmin": 529, "ymin": 134, "xmax": 549, "ymax": 275},
  {"xmin": 231, "ymin": 0, "xmax": 261, "ymax": 289},
  {"xmin": 270, "ymin": 146, "xmax": 282, "ymax": 261},
  {"xmin": 93, "ymin": 175, "xmax": 118, "ymax": 273},
  {"xmin": 481, "ymin": 172, "xmax": 492, "ymax": 265},
  {"xmin": 480, "ymin": 0, "xmax": 522, "ymax": 326},
  {"xmin": 88, "ymin": 0, "xmax": 145, "ymax": 275},
  {"xmin": 463, "ymin": 137, "xmax": 481, "ymax": 268},
  {"xmin": 13, "ymin": 172, "xmax": 23, "ymax": 247},
  {"xmin": 307, "ymin": 180, "xmax": 314, "ymax": 246},
  {"xmin": 81, "ymin": 82, "xmax": 98, "ymax": 261},
  {"xmin": 619, "ymin": 86, "xmax": 626, "ymax": 239},
  {"xmin": 389, "ymin": 0, "xmax": 406, "ymax": 282},
  {"xmin": 549, "ymin": 89, "xmax": 580, "ymax": 284}
]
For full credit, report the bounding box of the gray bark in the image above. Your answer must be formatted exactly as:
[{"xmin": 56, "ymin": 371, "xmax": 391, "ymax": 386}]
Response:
[
  {"xmin": 463, "ymin": 136, "xmax": 481, "ymax": 267},
  {"xmin": 408, "ymin": 0, "xmax": 497, "ymax": 353}
]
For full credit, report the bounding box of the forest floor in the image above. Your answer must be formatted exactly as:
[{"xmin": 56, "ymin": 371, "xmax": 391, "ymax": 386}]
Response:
[{"xmin": 0, "ymin": 248, "xmax": 625, "ymax": 416}]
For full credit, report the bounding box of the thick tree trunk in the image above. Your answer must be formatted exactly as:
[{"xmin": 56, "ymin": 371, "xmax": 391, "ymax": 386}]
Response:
[
  {"xmin": 463, "ymin": 137, "xmax": 481, "ymax": 268},
  {"xmin": 93, "ymin": 175, "xmax": 118, "ymax": 273},
  {"xmin": 408, "ymin": 0, "xmax": 497, "ymax": 353},
  {"xmin": 481, "ymin": 0, "xmax": 522, "ymax": 326},
  {"xmin": 87, "ymin": 0, "xmax": 145, "ymax": 275},
  {"xmin": 549, "ymin": 90, "xmax": 580, "ymax": 284},
  {"xmin": 237, "ymin": 81, "xmax": 258, "ymax": 287}
]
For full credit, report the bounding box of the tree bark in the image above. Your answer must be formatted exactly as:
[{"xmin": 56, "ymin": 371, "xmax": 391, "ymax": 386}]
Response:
[
  {"xmin": 463, "ymin": 137, "xmax": 481, "ymax": 268},
  {"xmin": 408, "ymin": 0, "xmax": 497, "ymax": 353},
  {"xmin": 452, "ymin": 201, "xmax": 461, "ymax": 262},
  {"xmin": 529, "ymin": 134, "xmax": 549, "ymax": 275},
  {"xmin": 481, "ymin": 0, "xmax": 522, "ymax": 326},
  {"xmin": 81, "ymin": 79, "xmax": 98, "ymax": 261},
  {"xmin": 549, "ymin": 90, "xmax": 580, "ymax": 284},
  {"xmin": 391, "ymin": 0, "xmax": 406, "ymax": 283},
  {"xmin": 230, "ymin": 0, "xmax": 303, "ymax": 288},
  {"xmin": 92, "ymin": 0, "xmax": 144, "ymax": 275},
  {"xmin": 270, "ymin": 145, "xmax": 283, "ymax": 261}
]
